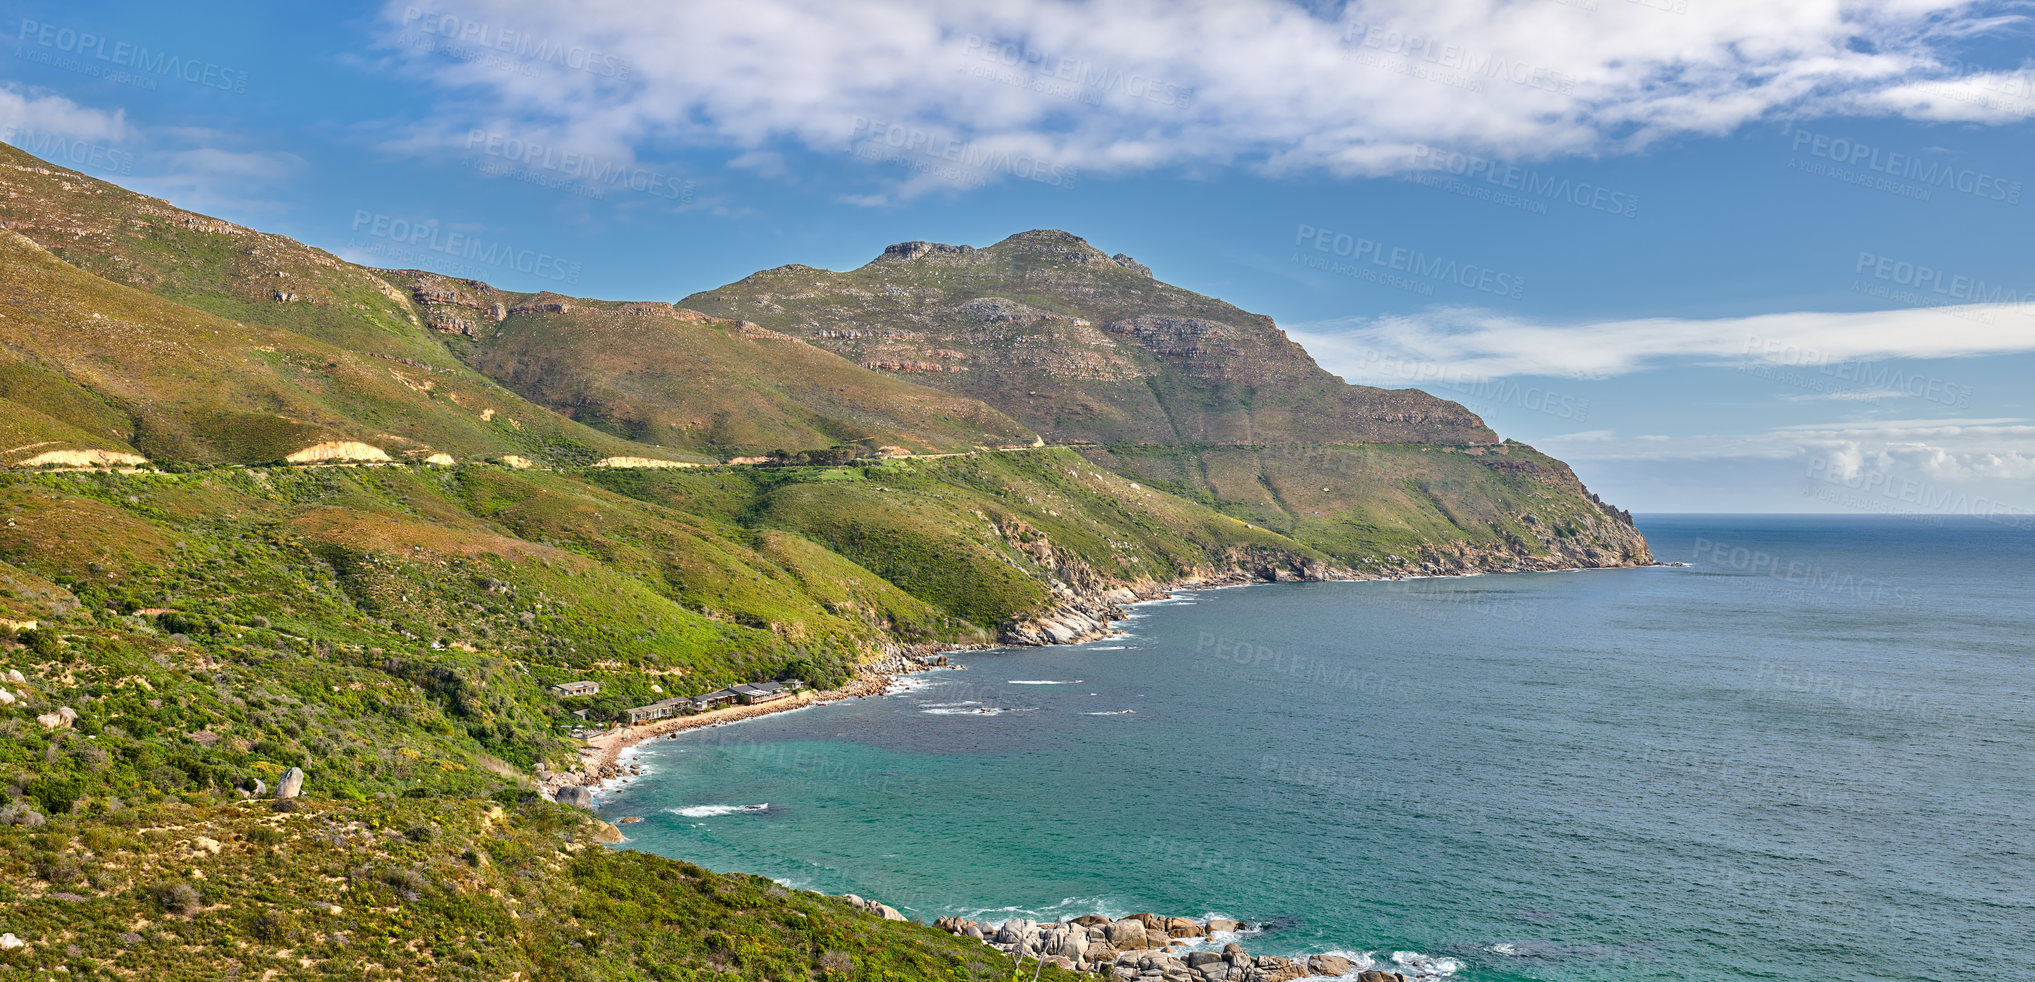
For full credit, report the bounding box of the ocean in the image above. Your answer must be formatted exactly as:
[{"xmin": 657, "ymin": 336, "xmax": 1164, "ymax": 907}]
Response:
[{"xmin": 596, "ymin": 516, "xmax": 2034, "ymax": 981}]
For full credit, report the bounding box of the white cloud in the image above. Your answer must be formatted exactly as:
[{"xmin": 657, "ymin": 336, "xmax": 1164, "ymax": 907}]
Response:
[
  {"xmin": 372, "ymin": 0, "xmax": 2031, "ymax": 191},
  {"xmin": 1290, "ymin": 303, "xmax": 2035, "ymax": 384},
  {"xmin": 0, "ymin": 86, "xmax": 128, "ymax": 141},
  {"xmin": 1866, "ymin": 69, "xmax": 2035, "ymax": 121}
]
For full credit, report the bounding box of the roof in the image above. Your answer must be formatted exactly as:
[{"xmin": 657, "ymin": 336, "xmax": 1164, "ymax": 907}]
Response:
[{"xmin": 627, "ymin": 696, "xmax": 688, "ymax": 714}]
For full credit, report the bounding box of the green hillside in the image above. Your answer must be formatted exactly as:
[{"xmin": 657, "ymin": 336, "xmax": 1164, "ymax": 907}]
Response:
[{"xmin": 0, "ymin": 140, "xmax": 1649, "ymax": 980}]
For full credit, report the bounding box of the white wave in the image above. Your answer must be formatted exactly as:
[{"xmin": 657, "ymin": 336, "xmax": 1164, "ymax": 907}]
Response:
[
  {"xmin": 917, "ymin": 700, "xmax": 980, "ymax": 708},
  {"xmin": 670, "ymin": 803, "xmax": 769, "ymax": 818},
  {"xmin": 1008, "ymin": 679, "xmax": 1084, "ymax": 685},
  {"xmin": 885, "ymin": 675, "xmax": 939, "ymax": 696},
  {"xmin": 952, "ymin": 896, "xmax": 1127, "ymax": 923},
  {"xmin": 1083, "ymin": 710, "xmax": 1136, "ymax": 715},
  {"xmin": 1389, "ymin": 950, "xmax": 1462, "ymax": 978}
]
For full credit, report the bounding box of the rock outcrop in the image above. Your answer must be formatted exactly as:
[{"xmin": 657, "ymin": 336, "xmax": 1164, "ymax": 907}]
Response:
[
  {"xmin": 284, "ymin": 441, "xmax": 392, "ymax": 464},
  {"xmin": 926, "ymin": 911, "xmax": 1409, "ymax": 981}
]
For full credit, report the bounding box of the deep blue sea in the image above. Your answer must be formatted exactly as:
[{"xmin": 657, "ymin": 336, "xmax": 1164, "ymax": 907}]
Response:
[{"xmin": 598, "ymin": 516, "xmax": 2034, "ymax": 982}]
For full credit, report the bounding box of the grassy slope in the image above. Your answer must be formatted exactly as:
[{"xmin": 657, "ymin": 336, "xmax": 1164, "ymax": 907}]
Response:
[
  {"xmin": 0, "ymin": 794, "xmax": 1058, "ymax": 981},
  {"xmin": 0, "ymin": 145, "xmax": 695, "ymax": 467},
  {"xmin": 393, "ymin": 275, "xmax": 1038, "ymax": 456},
  {"xmin": 0, "ymin": 231, "xmax": 681, "ymax": 466},
  {"xmin": 1087, "ymin": 442, "xmax": 1654, "ymax": 566}
]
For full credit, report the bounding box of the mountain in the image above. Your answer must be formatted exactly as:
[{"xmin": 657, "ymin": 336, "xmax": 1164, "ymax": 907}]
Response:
[
  {"xmin": 679, "ymin": 230, "xmax": 1494, "ymax": 446},
  {"xmin": 0, "ymin": 141, "xmax": 1646, "ymax": 979}
]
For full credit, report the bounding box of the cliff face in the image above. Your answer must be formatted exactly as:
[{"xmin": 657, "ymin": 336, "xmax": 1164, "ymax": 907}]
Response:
[{"xmin": 680, "ymin": 230, "xmax": 1497, "ymax": 447}]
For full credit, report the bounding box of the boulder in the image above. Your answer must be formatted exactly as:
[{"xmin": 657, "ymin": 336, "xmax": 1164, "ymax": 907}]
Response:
[
  {"xmin": 0, "ymin": 933, "xmax": 23, "ymax": 949},
  {"xmin": 35, "ymin": 707, "xmax": 75, "ymax": 729},
  {"xmin": 1308, "ymin": 955, "xmax": 1353, "ymax": 977},
  {"xmin": 1071, "ymin": 914, "xmax": 1113, "ymax": 927},
  {"xmin": 1357, "ymin": 972, "xmax": 1405, "ymax": 982},
  {"xmin": 1044, "ymin": 927, "xmax": 1089, "ymax": 960},
  {"xmin": 1131, "ymin": 912, "xmax": 1167, "ymax": 930},
  {"xmin": 996, "ymin": 918, "xmax": 1037, "ymax": 945},
  {"xmin": 1185, "ymin": 952, "xmax": 1226, "ymax": 969},
  {"xmin": 552, "ymin": 785, "xmax": 594, "ymax": 809},
  {"xmin": 1106, "ymin": 918, "xmax": 1149, "ymax": 949},
  {"xmin": 1165, "ymin": 916, "xmax": 1204, "ymax": 938},
  {"xmin": 5, "ymin": 669, "xmax": 24, "ymax": 685},
  {"xmin": 1257, "ymin": 959, "xmax": 1308, "ymax": 982},
  {"xmin": 276, "ymin": 767, "xmax": 305, "ymax": 800},
  {"xmin": 1205, "ymin": 919, "xmax": 1242, "ymax": 933}
]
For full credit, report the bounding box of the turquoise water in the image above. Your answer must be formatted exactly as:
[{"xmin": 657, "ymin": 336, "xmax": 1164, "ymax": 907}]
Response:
[{"xmin": 599, "ymin": 516, "xmax": 2034, "ymax": 981}]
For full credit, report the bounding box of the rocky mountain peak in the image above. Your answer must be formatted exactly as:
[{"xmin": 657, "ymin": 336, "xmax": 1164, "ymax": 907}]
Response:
[{"xmin": 878, "ymin": 240, "xmax": 975, "ymax": 262}]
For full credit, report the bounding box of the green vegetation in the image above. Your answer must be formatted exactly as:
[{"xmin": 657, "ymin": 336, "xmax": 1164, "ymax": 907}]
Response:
[
  {"xmin": 0, "ymin": 141, "xmax": 1648, "ymax": 979},
  {"xmin": 0, "ymin": 795, "xmax": 1081, "ymax": 981}
]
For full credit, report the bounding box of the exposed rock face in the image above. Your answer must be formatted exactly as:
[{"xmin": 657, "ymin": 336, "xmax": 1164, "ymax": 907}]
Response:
[
  {"xmin": 12, "ymin": 449, "xmax": 149, "ymax": 468},
  {"xmin": 879, "ymin": 241, "xmax": 975, "ymax": 261},
  {"xmin": 553, "ymin": 786, "xmax": 594, "ymax": 809},
  {"xmin": 591, "ymin": 456, "xmax": 699, "ymax": 469},
  {"xmin": 284, "ymin": 441, "xmax": 392, "ymax": 464}
]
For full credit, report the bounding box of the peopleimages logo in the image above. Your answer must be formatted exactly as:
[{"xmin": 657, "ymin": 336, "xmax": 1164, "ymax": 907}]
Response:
[
  {"xmin": 1408, "ymin": 145, "xmax": 1640, "ymax": 218},
  {"xmin": 397, "ymin": 7, "xmax": 631, "ymax": 80},
  {"xmin": 350, "ymin": 211, "xmax": 581, "ymax": 285},
  {"xmin": 849, "ymin": 117, "xmax": 1077, "ymax": 189},
  {"xmin": 463, "ymin": 131, "xmax": 691, "ymax": 200},
  {"xmin": 1853, "ymin": 252, "xmax": 2035, "ymax": 308},
  {"xmin": 1295, "ymin": 224, "xmax": 1525, "ymax": 299},
  {"xmin": 1789, "ymin": 130, "xmax": 2020, "ymax": 203},
  {"xmin": 957, "ymin": 35, "xmax": 1193, "ymax": 109},
  {"xmin": 17, "ymin": 19, "xmax": 249, "ymax": 92},
  {"xmin": 0, "ymin": 126, "xmax": 134, "ymax": 174}
]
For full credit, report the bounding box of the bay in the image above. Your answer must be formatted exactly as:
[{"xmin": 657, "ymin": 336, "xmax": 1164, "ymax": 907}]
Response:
[{"xmin": 599, "ymin": 516, "xmax": 2035, "ymax": 981}]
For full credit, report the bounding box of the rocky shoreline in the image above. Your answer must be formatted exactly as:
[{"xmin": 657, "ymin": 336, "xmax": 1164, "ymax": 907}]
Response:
[
  {"xmin": 918, "ymin": 910, "xmax": 1424, "ymax": 982},
  {"xmin": 545, "ymin": 545, "xmax": 1658, "ymax": 801}
]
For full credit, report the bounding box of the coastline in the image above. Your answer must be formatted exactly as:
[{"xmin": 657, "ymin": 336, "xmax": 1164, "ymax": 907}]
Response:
[
  {"xmin": 541, "ymin": 550, "xmax": 1657, "ymax": 801},
  {"xmin": 537, "ymin": 659, "xmax": 945, "ymax": 798}
]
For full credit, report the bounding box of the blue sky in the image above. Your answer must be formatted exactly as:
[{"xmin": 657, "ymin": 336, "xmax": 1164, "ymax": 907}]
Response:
[{"xmin": 4, "ymin": 1, "xmax": 2033, "ymax": 519}]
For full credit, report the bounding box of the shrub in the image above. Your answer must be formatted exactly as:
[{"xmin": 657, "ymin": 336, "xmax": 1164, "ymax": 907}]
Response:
[
  {"xmin": 22, "ymin": 628, "xmax": 60, "ymax": 656},
  {"xmin": 154, "ymin": 881, "xmax": 201, "ymax": 915}
]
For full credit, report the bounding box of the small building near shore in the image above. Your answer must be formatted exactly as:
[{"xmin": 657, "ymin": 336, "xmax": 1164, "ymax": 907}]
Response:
[
  {"xmin": 548, "ymin": 680, "xmax": 601, "ymax": 698},
  {"xmin": 732, "ymin": 681, "xmax": 794, "ymax": 705},
  {"xmin": 623, "ymin": 697, "xmax": 689, "ymax": 725},
  {"xmin": 689, "ymin": 688, "xmax": 741, "ymax": 713}
]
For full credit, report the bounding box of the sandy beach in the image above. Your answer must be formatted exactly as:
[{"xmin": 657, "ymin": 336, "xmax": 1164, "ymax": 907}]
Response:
[{"xmin": 539, "ymin": 671, "xmax": 921, "ymax": 796}]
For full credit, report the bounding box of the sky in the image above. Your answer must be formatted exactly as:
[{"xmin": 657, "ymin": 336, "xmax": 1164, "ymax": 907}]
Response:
[{"xmin": 3, "ymin": 0, "xmax": 2033, "ymax": 521}]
